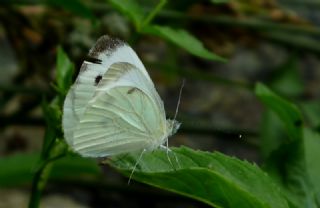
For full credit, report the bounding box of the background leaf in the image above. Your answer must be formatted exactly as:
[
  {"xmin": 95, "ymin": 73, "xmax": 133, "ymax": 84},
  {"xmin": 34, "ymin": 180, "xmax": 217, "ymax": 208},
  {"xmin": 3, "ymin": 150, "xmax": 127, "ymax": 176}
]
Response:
[
  {"xmin": 142, "ymin": 25, "xmax": 227, "ymax": 62},
  {"xmin": 255, "ymin": 82, "xmax": 302, "ymax": 142},
  {"xmin": 269, "ymin": 55, "xmax": 304, "ymax": 98},
  {"xmin": 56, "ymin": 46, "xmax": 75, "ymax": 97},
  {"xmin": 301, "ymin": 101, "xmax": 320, "ymax": 130},
  {"xmin": 0, "ymin": 153, "xmax": 101, "ymax": 187},
  {"xmin": 255, "ymin": 83, "xmax": 318, "ymax": 207}
]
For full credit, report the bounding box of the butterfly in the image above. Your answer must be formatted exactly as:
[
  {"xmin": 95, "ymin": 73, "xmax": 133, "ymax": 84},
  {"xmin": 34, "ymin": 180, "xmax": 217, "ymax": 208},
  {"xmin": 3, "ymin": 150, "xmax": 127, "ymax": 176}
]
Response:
[{"xmin": 62, "ymin": 35, "xmax": 181, "ymax": 158}]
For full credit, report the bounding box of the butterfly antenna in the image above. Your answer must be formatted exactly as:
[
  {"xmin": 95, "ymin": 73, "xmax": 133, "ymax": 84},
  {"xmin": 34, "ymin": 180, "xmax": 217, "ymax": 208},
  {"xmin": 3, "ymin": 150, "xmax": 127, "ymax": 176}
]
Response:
[
  {"xmin": 128, "ymin": 149, "xmax": 146, "ymax": 185},
  {"xmin": 173, "ymin": 79, "xmax": 185, "ymax": 121}
]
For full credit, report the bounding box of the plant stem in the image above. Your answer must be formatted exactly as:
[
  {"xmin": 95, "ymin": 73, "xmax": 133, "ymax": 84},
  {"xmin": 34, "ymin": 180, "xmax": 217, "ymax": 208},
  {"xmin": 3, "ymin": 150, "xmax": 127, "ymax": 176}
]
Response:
[
  {"xmin": 140, "ymin": 0, "xmax": 167, "ymax": 30},
  {"xmin": 28, "ymin": 137, "xmax": 67, "ymax": 207},
  {"xmin": 28, "ymin": 161, "xmax": 53, "ymax": 208}
]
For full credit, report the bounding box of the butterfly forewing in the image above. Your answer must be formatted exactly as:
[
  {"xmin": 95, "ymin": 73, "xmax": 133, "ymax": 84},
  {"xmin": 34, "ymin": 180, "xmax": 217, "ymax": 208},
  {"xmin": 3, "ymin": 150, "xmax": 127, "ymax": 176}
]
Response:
[{"xmin": 63, "ymin": 35, "xmax": 152, "ymax": 146}]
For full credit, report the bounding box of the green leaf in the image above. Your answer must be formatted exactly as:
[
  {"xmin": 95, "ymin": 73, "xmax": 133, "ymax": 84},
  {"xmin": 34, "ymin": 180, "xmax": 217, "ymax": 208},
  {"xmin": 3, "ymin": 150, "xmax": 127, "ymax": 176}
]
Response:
[
  {"xmin": 45, "ymin": 0, "xmax": 96, "ymax": 20},
  {"xmin": 260, "ymin": 109, "xmax": 288, "ymax": 159},
  {"xmin": 256, "ymin": 83, "xmax": 318, "ymax": 207},
  {"xmin": 56, "ymin": 46, "xmax": 75, "ymax": 97},
  {"xmin": 303, "ymin": 128, "xmax": 320, "ymax": 203},
  {"xmin": 269, "ymin": 55, "xmax": 304, "ymax": 98},
  {"xmin": 300, "ymin": 101, "xmax": 320, "ymax": 130},
  {"xmin": 108, "ymin": 0, "xmax": 145, "ymax": 30},
  {"xmin": 0, "ymin": 153, "xmax": 101, "ymax": 187},
  {"xmin": 110, "ymin": 147, "xmax": 289, "ymax": 208},
  {"xmin": 107, "ymin": 1, "xmax": 226, "ymax": 62},
  {"xmin": 255, "ymin": 83, "xmax": 303, "ymax": 141},
  {"xmin": 142, "ymin": 25, "xmax": 227, "ymax": 62}
]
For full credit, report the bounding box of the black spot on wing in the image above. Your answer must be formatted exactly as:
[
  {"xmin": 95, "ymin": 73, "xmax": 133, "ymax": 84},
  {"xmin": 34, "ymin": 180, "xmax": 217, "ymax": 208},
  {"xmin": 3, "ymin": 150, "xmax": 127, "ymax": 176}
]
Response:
[
  {"xmin": 88, "ymin": 35, "xmax": 125, "ymax": 58},
  {"xmin": 95, "ymin": 75, "xmax": 102, "ymax": 85}
]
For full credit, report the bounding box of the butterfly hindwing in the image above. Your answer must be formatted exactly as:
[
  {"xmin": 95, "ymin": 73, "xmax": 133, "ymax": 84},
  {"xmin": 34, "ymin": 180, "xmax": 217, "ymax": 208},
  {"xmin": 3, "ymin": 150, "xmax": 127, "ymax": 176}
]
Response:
[{"xmin": 72, "ymin": 63, "xmax": 167, "ymax": 157}]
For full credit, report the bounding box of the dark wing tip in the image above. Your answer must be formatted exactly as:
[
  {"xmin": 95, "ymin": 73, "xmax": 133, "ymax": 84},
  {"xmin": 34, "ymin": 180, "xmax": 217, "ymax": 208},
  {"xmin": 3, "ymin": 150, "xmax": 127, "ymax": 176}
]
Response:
[{"xmin": 88, "ymin": 35, "xmax": 125, "ymax": 58}]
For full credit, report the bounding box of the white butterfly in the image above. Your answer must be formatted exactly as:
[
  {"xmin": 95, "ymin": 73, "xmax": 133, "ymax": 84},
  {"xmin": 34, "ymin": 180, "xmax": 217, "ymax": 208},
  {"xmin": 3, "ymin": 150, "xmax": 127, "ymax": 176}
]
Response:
[{"xmin": 62, "ymin": 35, "xmax": 180, "ymax": 158}]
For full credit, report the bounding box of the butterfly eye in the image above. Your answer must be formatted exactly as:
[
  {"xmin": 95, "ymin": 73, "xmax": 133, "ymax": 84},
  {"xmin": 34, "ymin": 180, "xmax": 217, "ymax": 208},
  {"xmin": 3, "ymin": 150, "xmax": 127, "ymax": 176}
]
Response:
[{"xmin": 95, "ymin": 75, "xmax": 102, "ymax": 85}]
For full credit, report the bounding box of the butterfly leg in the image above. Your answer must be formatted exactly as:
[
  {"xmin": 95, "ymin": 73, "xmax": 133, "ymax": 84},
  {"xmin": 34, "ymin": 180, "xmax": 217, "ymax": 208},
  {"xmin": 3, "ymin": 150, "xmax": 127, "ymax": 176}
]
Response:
[
  {"xmin": 160, "ymin": 143, "xmax": 180, "ymax": 169},
  {"xmin": 160, "ymin": 143, "xmax": 174, "ymax": 169},
  {"xmin": 128, "ymin": 149, "xmax": 146, "ymax": 185}
]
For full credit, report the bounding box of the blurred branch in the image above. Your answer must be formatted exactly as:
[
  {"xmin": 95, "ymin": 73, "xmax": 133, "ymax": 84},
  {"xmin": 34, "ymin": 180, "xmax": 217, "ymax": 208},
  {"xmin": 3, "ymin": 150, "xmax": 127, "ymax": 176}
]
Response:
[
  {"xmin": 4, "ymin": 1, "xmax": 320, "ymax": 37},
  {"xmin": 180, "ymin": 123, "xmax": 259, "ymax": 148},
  {"xmin": 0, "ymin": 115, "xmax": 43, "ymax": 126},
  {"xmin": 177, "ymin": 66, "xmax": 254, "ymax": 90},
  {"xmin": 140, "ymin": 0, "xmax": 167, "ymax": 29},
  {"xmin": 147, "ymin": 62, "xmax": 254, "ymax": 90},
  {"xmin": 279, "ymin": 0, "xmax": 320, "ymax": 8},
  {"xmin": 262, "ymin": 32, "xmax": 320, "ymax": 54},
  {"xmin": 87, "ymin": 3, "xmax": 320, "ymax": 36},
  {"xmin": 0, "ymin": 114, "xmax": 258, "ymax": 148},
  {"xmin": 91, "ymin": 3, "xmax": 320, "ymax": 54},
  {"xmin": 0, "ymin": 0, "xmax": 40, "ymax": 4},
  {"xmin": 5, "ymin": 2, "xmax": 320, "ymax": 54},
  {"xmin": 157, "ymin": 12, "xmax": 320, "ymax": 37},
  {"xmin": 0, "ymin": 84, "xmax": 49, "ymax": 95}
]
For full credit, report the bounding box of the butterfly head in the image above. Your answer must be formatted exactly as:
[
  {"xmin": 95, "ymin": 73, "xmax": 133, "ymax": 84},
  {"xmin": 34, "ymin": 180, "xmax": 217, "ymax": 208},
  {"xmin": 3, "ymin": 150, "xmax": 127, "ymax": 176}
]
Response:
[{"xmin": 166, "ymin": 119, "xmax": 181, "ymax": 137}]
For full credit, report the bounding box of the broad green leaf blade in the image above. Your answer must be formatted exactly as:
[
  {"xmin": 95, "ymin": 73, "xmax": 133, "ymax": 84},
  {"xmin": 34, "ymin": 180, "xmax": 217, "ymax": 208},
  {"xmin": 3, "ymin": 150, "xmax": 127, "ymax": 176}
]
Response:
[
  {"xmin": 142, "ymin": 25, "xmax": 227, "ymax": 62},
  {"xmin": 255, "ymin": 83, "xmax": 303, "ymax": 141},
  {"xmin": 108, "ymin": 0, "xmax": 145, "ymax": 30},
  {"xmin": 110, "ymin": 147, "xmax": 289, "ymax": 208},
  {"xmin": 0, "ymin": 153, "xmax": 101, "ymax": 187},
  {"xmin": 56, "ymin": 46, "xmax": 75, "ymax": 97}
]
